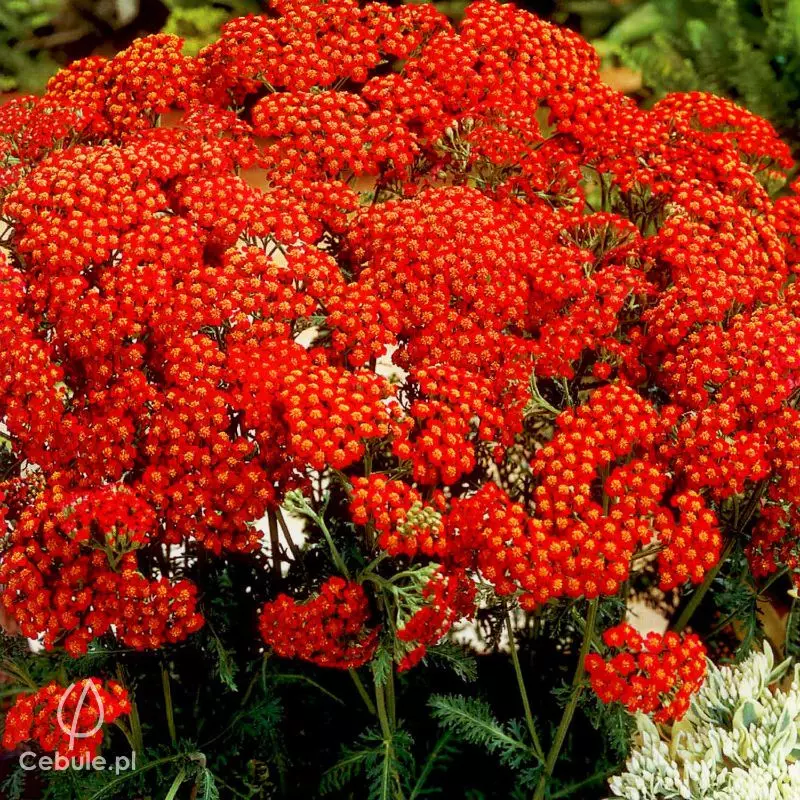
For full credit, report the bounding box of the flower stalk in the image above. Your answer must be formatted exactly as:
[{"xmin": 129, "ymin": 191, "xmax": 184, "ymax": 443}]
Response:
[{"xmin": 533, "ymin": 599, "xmax": 598, "ymax": 800}]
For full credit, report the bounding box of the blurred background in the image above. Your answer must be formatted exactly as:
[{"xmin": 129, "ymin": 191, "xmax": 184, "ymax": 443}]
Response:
[{"xmin": 2, "ymin": 0, "xmax": 800, "ymax": 142}]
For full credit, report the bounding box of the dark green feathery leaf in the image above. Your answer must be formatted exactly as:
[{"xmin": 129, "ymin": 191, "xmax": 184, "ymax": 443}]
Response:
[{"xmin": 428, "ymin": 695, "xmax": 537, "ymax": 770}]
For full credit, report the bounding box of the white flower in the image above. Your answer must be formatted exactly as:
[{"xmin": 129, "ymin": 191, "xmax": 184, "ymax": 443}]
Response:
[{"xmin": 608, "ymin": 643, "xmax": 800, "ymax": 800}]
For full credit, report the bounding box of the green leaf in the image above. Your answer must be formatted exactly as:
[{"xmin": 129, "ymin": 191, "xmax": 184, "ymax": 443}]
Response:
[
  {"xmin": 366, "ymin": 729, "xmax": 414, "ymax": 800},
  {"xmin": 426, "ymin": 641, "xmax": 478, "ymax": 682},
  {"xmin": 321, "ymin": 726, "xmax": 415, "ymax": 800},
  {"xmin": 371, "ymin": 645, "xmax": 392, "ymax": 687},
  {"xmin": 428, "ymin": 695, "xmax": 535, "ymax": 769},
  {"xmin": 603, "ymin": 2, "xmax": 664, "ymax": 45},
  {"xmin": 320, "ymin": 738, "xmax": 374, "ymax": 794},
  {"xmin": 584, "ymin": 693, "xmax": 634, "ymax": 760},
  {"xmin": 786, "ymin": 599, "xmax": 800, "ymax": 658},
  {"xmin": 206, "ymin": 623, "xmax": 239, "ymax": 692},
  {"xmin": 197, "ymin": 769, "xmax": 221, "ymax": 800},
  {"xmin": 733, "ymin": 699, "xmax": 763, "ymax": 730},
  {"xmin": 376, "ymin": 738, "xmax": 393, "ymax": 800},
  {"xmin": 85, "ymin": 754, "xmax": 188, "ymax": 800},
  {"xmin": 1, "ymin": 765, "xmax": 27, "ymax": 800}
]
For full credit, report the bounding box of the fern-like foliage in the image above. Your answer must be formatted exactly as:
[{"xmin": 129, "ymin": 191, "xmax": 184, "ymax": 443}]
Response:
[
  {"xmin": 205, "ymin": 623, "xmax": 240, "ymax": 692},
  {"xmin": 0, "ymin": 765, "xmax": 27, "ymax": 800},
  {"xmin": 321, "ymin": 727, "xmax": 416, "ymax": 800},
  {"xmin": 425, "ymin": 641, "xmax": 478, "ymax": 683},
  {"xmin": 196, "ymin": 768, "xmax": 221, "ymax": 800},
  {"xmin": 427, "ymin": 695, "xmax": 538, "ymax": 770},
  {"xmin": 706, "ymin": 544, "xmax": 762, "ymax": 659},
  {"xmin": 42, "ymin": 763, "xmax": 110, "ymax": 800},
  {"xmin": 594, "ymin": 0, "xmax": 800, "ymax": 136},
  {"xmin": 230, "ymin": 696, "xmax": 284, "ymax": 743},
  {"xmin": 583, "ymin": 694, "xmax": 634, "ymax": 761}
]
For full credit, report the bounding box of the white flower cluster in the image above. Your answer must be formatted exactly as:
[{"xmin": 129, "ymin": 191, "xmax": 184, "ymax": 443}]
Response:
[{"xmin": 608, "ymin": 643, "xmax": 800, "ymax": 800}]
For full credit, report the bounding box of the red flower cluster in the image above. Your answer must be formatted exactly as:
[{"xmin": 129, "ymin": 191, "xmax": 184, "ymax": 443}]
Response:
[
  {"xmin": 395, "ymin": 567, "xmax": 476, "ymax": 671},
  {"xmin": 655, "ymin": 492, "xmax": 722, "ymax": 591},
  {"xmin": 526, "ymin": 385, "xmax": 667, "ymax": 604},
  {"xmin": 2, "ymin": 679, "xmax": 130, "ymax": 759},
  {"xmin": 585, "ymin": 624, "xmax": 707, "ymax": 722},
  {"xmin": 259, "ymin": 577, "xmax": 379, "ymax": 668},
  {"xmin": 443, "ymin": 483, "xmax": 536, "ymax": 600},
  {"xmin": 253, "ymin": 91, "xmax": 415, "ymax": 178},
  {"xmin": 280, "ymin": 366, "xmax": 409, "ymax": 471},
  {"xmin": 349, "ymin": 475, "xmax": 447, "ymax": 558},
  {"xmin": 0, "ymin": 486, "xmax": 203, "ymax": 655},
  {"xmin": 0, "ymin": 0, "xmax": 797, "ymax": 712}
]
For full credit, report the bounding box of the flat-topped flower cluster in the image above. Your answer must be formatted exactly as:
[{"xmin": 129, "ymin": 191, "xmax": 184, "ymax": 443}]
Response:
[{"xmin": 1, "ymin": 0, "xmax": 800, "ymax": 756}]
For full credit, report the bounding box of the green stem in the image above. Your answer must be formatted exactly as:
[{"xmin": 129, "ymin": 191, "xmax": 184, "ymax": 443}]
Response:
[
  {"xmin": 130, "ymin": 695, "xmax": 144, "ymax": 754},
  {"xmin": 117, "ymin": 666, "xmax": 144, "ymax": 754},
  {"xmin": 318, "ymin": 516, "xmax": 350, "ymax": 579},
  {"xmin": 549, "ymin": 765, "xmax": 619, "ymax": 799},
  {"xmin": 706, "ymin": 607, "xmax": 741, "ymax": 640},
  {"xmin": 630, "ymin": 543, "xmax": 664, "ymax": 567},
  {"xmin": 359, "ymin": 552, "xmax": 389, "ymax": 579},
  {"xmin": 409, "ymin": 733, "xmax": 452, "ymax": 800},
  {"xmin": 533, "ymin": 599, "xmax": 598, "ymax": 800},
  {"xmin": 373, "ymin": 678, "xmax": 405, "ymax": 799},
  {"xmin": 529, "ymin": 373, "xmax": 561, "ymax": 416},
  {"xmin": 389, "ymin": 568, "xmax": 433, "ymax": 585},
  {"xmin": 275, "ymin": 507, "xmax": 302, "ymax": 560},
  {"xmin": 162, "ymin": 664, "xmax": 178, "ymax": 749},
  {"xmin": 559, "ymin": 377, "xmax": 573, "ymax": 407},
  {"xmin": 386, "ymin": 665, "xmax": 397, "ymax": 729},
  {"xmin": 349, "ymin": 668, "xmax": 377, "ymax": 715},
  {"xmin": 569, "ymin": 607, "xmax": 603, "ymax": 651},
  {"xmin": 739, "ymin": 479, "xmax": 768, "ymax": 531},
  {"xmin": 284, "ymin": 492, "xmax": 349, "ymax": 577},
  {"xmin": 268, "ymin": 510, "xmax": 281, "ymax": 581},
  {"xmin": 164, "ymin": 768, "xmax": 186, "ymax": 800},
  {"xmin": 759, "ymin": 565, "xmax": 789, "ymax": 595},
  {"xmin": 375, "ymin": 681, "xmax": 393, "ymax": 742},
  {"xmin": 87, "ymin": 754, "xmax": 189, "ymax": 800},
  {"xmin": 502, "ymin": 600, "xmax": 545, "ymax": 761},
  {"xmin": 674, "ymin": 537, "xmax": 736, "ymax": 633}
]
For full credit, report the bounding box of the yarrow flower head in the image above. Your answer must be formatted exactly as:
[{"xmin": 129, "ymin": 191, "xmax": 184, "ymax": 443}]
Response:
[
  {"xmin": 258, "ymin": 577, "xmax": 379, "ymax": 669},
  {"xmin": 585, "ymin": 623, "xmax": 707, "ymax": 723},
  {"xmin": 2, "ymin": 679, "xmax": 130, "ymax": 760},
  {"xmin": 0, "ymin": 486, "xmax": 204, "ymax": 655}
]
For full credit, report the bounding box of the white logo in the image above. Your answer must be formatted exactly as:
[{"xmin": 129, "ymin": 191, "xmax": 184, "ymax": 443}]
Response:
[
  {"xmin": 20, "ymin": 679, "xmax": 135, "ymax": 774},
  {"xmin": 56, "ymin": 680, "xmax": 105, "ymax": 752}
]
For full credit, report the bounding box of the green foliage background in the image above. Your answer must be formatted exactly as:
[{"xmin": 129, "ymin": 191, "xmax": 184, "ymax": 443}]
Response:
[
  {"xmin": 0, "ymin": 0, "xmax": 262, "ymax": 94},
  {"xmin": 565, "ymin": 0, "xmax": 800, "ymax": 137}
]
